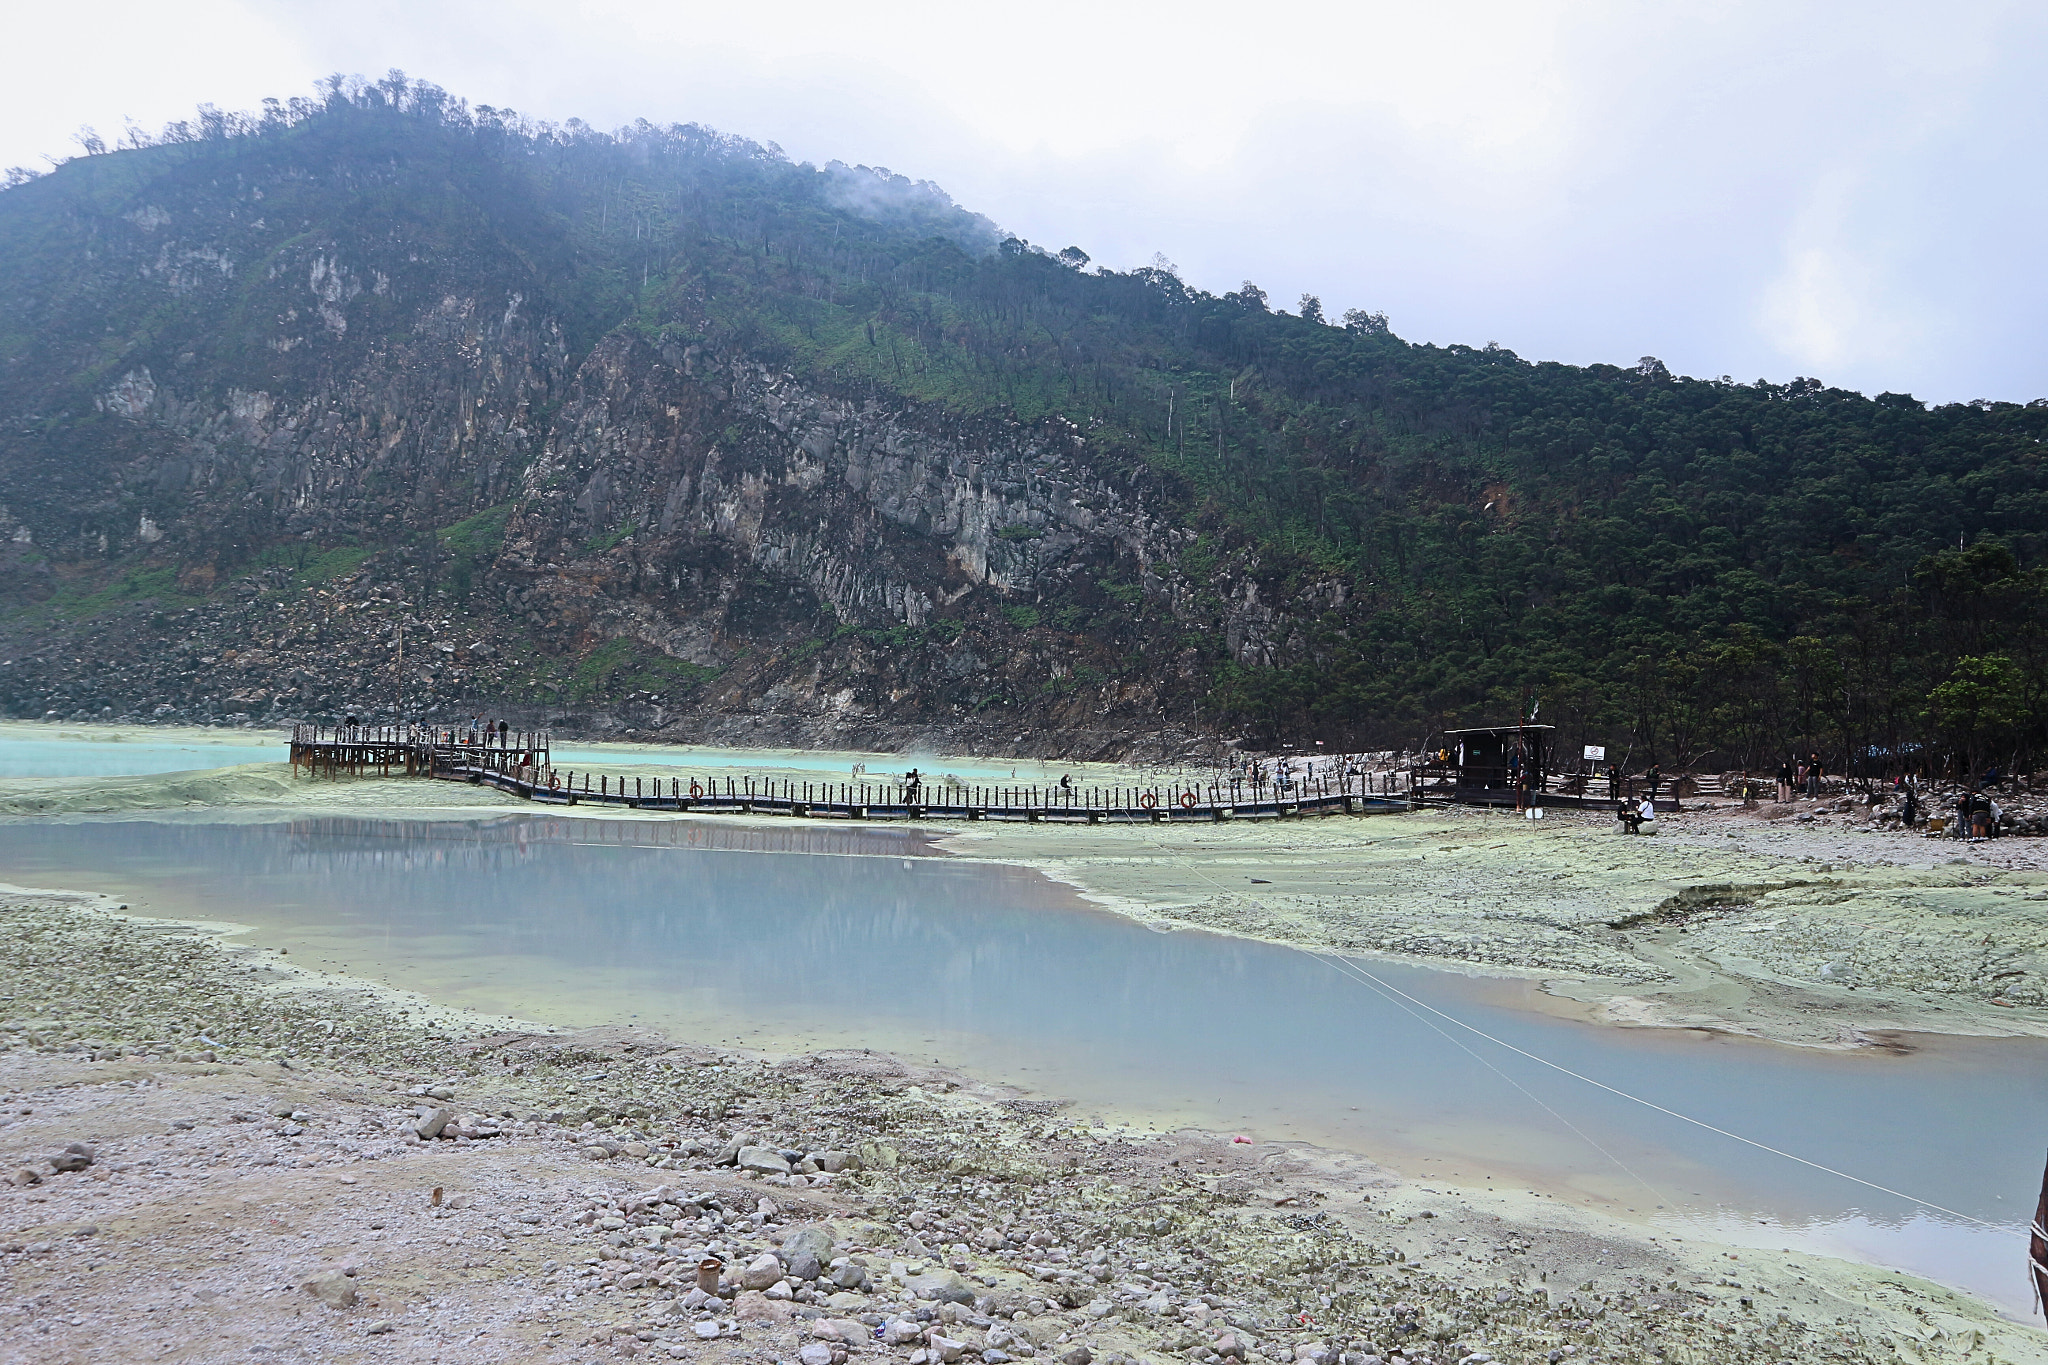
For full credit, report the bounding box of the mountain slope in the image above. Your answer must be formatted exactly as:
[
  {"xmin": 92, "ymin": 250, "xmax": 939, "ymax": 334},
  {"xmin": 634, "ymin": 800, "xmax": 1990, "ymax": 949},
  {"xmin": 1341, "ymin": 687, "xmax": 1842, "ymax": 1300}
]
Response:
[{"xmin": 2, "ymin": 76, "xmax": 2044, "ymax": 765}]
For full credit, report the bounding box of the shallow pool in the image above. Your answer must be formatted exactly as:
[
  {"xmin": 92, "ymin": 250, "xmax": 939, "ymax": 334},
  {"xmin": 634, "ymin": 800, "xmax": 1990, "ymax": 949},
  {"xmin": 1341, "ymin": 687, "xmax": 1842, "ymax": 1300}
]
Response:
[
  {"xmin": 0, "ymin": 732, "xmax": 281, "ymax": 777},
  {"xmin": 0, "ymin": 731, "xmax": 1071, "ymax": 785},
  {"xmin": 0, "ymin": 812, "xmax": 2038, "ymax": 1314}
]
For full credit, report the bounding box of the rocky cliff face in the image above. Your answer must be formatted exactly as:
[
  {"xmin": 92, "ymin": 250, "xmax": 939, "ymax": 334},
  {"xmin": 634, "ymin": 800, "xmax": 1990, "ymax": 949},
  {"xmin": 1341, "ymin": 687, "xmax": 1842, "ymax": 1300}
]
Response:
[
  {"xmin": 0, "ymin": 273, "xmax": 1271, "ymax": 756},
  {"xmin": 0, "ymin": 92, "xmax": 1371, "ymax": 756},
  {"xmin": 486, "ymin": 334, "xmax": 1222, "ymax": 745}
]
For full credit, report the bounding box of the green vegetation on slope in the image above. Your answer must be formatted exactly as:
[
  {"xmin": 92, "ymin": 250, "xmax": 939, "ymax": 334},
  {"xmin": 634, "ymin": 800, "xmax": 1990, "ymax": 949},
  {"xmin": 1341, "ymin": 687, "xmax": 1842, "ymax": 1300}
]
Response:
[{"xmin": 4, "ymin": 76, "xmax": 2047, "ymax": 767}]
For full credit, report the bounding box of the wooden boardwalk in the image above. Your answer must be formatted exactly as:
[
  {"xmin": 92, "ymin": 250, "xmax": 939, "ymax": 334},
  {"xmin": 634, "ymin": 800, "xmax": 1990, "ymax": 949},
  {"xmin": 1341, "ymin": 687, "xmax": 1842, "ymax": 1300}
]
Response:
[
  {"xmin": 290, "ymin": 724, "xmax": 1412, "ymax": 821},
  {"xmin": 432, "ymin": 755, "xmax": 1411, "ymax": 822}
]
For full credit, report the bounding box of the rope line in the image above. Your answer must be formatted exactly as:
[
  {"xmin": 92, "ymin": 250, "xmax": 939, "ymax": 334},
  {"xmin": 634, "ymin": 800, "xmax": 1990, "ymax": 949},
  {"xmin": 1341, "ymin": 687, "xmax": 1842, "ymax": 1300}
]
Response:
[
  {"xmin": 1142, "ymin": 803, "xmax": 2015, "ymax": 1236},
  {"xmin": 1147, "ymin": 814, "xmax": 1670, "ymax": 1206},
  {"xmin": 1308, "ymin": 945, "xmax": 1673, "ymax": 1211},
  {"xmin": 1303, "ymin": 945, "xmax": 2011, "ymax": 1233}
]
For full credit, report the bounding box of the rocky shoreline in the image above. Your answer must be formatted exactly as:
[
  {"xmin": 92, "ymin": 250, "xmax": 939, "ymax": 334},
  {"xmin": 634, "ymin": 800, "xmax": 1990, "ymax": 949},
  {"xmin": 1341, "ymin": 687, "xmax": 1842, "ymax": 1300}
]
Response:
[{"xmin": 2, "ymin": 886, "xmax": 2041, "ymax": 1364}]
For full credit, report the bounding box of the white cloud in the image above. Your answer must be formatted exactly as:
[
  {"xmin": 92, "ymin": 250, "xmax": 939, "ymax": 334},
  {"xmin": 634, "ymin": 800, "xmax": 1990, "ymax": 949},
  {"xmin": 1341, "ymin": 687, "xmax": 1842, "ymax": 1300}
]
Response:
[{"xmin": 2, "ymin": 0, "xmax": 2044, "ymax": 402}]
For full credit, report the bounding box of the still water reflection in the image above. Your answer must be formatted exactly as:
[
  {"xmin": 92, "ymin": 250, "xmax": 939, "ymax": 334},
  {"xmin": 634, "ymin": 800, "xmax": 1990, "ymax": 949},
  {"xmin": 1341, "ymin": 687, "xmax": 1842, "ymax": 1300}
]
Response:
[{"xmin": 0, "ymin": 812, "xmax": 2038, "ymax": 1313}]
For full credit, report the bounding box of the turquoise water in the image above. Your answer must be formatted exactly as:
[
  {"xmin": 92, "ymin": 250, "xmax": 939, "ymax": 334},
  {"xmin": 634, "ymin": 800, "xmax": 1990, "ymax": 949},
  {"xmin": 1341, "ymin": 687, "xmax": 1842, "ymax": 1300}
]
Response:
[
  {"xmin": 0, "ymin": 812, "xmax": 2039, "ymax": 1315},
  {"xmin": 0, "ymin": 732, "xmax": 1067, "ymax": 785},
  {"xmin": 0, "ymin": 734, "xmax": 280, "ymax": 777}
]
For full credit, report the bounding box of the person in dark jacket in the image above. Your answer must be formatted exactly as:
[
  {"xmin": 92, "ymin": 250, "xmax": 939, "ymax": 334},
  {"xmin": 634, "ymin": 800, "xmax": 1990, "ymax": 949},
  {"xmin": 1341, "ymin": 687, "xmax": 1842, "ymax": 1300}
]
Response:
[{"xmin": 1777, "ymin": 761, "xmax": 1794, "ymax": 804}]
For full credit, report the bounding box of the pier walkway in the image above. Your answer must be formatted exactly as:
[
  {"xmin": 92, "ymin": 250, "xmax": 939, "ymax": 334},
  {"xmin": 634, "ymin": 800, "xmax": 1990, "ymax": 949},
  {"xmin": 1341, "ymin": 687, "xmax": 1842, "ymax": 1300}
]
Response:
[{"xmin": 288, "ymin": 725, "xmax": 1411, "ymax": 822}]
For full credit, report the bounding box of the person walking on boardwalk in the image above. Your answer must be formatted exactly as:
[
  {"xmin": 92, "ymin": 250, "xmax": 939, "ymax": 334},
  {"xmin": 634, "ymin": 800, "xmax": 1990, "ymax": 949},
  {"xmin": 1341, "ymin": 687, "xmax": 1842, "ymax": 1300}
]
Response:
[
  {"xmin": 904, "ymin": 768, "xmax": 921, "ymax": 802},
  {"xmin": 1645, "ymin": 762, "xmax": 1662, "ymax": 802}
]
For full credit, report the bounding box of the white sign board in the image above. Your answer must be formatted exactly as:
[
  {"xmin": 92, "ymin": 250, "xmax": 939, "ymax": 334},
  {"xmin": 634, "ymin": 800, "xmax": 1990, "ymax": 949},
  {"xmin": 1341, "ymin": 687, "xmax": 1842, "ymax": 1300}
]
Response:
[{"xmin": 1583, "ymin": 745, "xmax": 1607, "ymax": 761}]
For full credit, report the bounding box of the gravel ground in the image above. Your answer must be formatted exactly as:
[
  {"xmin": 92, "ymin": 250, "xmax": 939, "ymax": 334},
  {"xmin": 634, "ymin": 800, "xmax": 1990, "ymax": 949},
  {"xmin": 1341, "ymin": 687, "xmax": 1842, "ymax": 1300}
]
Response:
[{"xmin": 3, "ymin": 889, "xmax": 2041, "ymax": 1365}]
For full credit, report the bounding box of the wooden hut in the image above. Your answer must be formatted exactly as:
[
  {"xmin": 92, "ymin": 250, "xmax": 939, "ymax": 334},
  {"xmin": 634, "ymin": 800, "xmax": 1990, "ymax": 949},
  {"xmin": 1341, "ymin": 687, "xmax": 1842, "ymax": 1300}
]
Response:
[{"xmin": 1412, "ymin": 724, "xmax": 1554, "ymax": 806}]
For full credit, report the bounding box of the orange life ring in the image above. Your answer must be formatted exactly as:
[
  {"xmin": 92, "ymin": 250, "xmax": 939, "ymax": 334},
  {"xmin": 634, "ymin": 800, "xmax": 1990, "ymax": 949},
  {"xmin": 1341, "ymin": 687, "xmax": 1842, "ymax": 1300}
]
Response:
[
  {"xmin": 1179, "ymin": 791, "xmax": 1197, "ymax": 809},
  {"xmin": 689, "ymin": 781, "xmax": 703, "ymax": 799},
  {"xmin": 1139, "ymin": 792, "xmax": 1158, "ymax": 810},
  {"xmin": 548, "ymin": 774, "xmax": 559, "ymax": 790}
]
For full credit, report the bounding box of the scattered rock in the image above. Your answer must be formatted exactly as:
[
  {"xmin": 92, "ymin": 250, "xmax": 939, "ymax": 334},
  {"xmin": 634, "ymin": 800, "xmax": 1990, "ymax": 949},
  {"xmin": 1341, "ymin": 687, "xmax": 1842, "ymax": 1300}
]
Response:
[
  {"xmin": 302, "ymin": 1273, "xmax": 358, "ymax": 1309},
  {"xmin": 733, "ymin": 1288, "xmax": 793, "ymax": 1321},
  {"xmin": 782, "ymin": 1223, "xmax": 837, "ymax": 1265},
  {"xmin": 48, "ymin": 1142, "xmax": 94, "ymax": 1173},
  {"xmin": 413, "ymin": 1107, "xmax": 453, "ymax": 1140},
  {"xmin": 908, "ymin": 1269, "xmax": 978, "ymax": 1304},
  {"xmin": 814, "ymin": 1318, "xmax": 868, "ymax": 1343},
  {"xmin": 737, "ymin": 1145, "xmax": 791, "ymax": 1175}
]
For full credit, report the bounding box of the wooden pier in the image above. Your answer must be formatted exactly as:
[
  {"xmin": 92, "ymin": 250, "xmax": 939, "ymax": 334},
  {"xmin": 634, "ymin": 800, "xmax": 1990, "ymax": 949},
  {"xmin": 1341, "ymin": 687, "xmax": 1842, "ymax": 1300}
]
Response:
[{"xmin": 289, "ymin": 724, "xmax": 551, "ymax": 779}]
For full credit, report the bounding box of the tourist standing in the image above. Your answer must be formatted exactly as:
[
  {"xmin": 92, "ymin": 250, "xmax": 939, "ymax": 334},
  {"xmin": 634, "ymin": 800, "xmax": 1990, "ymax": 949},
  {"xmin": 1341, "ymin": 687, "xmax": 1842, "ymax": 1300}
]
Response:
[{"xmin": 1807, "ymin": 752, "xmax": 1823, "ymax": 799}]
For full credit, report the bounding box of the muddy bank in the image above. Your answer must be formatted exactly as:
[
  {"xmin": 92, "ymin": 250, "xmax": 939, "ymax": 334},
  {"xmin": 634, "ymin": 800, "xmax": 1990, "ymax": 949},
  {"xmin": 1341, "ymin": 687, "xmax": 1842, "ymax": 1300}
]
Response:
[{"xmin": 3, "ymin": 889, "xmax": 2033, "ymax": 1365}]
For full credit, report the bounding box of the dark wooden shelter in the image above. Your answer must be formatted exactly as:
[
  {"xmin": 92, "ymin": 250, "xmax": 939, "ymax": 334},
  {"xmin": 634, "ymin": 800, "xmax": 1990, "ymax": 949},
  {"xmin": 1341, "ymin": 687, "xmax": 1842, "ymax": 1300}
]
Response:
[{"xmin": 1412, "ymin": 724, "xmax": 1555, "ymax": 806}]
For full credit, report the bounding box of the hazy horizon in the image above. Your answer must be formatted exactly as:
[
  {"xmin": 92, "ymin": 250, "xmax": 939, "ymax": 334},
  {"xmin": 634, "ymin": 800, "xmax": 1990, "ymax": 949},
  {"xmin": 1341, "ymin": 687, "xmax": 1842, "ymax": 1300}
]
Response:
[{"xmin": 6, "ymin": 0, "xmax": 2045, "ymax": 406}]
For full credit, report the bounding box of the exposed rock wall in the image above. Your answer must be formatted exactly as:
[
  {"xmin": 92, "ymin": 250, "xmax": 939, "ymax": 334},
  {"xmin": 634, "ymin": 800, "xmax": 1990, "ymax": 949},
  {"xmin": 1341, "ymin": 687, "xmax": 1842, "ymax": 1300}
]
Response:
[{"xmin": 0, "ymin": 240, "xmax": 1312, "ymax": 755}]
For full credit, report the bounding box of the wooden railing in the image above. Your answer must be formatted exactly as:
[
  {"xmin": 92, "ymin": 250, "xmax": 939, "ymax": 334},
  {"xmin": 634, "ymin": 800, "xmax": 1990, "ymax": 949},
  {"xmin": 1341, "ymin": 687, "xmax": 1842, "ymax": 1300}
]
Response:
[
  {"xmin": 427, "ymin": 758, "xmax": 1413, "ymax": 823},
  {"xmin": 288, "ymin": 724, "xmax": 1410, "ymax": 821},
  {"xmin": 290, "ymin": 724, "xmax": 549, "ymax": 779}
]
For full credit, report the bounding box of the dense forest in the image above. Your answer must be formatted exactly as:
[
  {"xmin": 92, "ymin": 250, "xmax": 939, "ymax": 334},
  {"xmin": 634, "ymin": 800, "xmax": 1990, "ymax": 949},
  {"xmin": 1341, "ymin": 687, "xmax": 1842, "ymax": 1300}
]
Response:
[{"xmin": 2, "ymin": 74, "xmax": 2044, "ymax": 773}]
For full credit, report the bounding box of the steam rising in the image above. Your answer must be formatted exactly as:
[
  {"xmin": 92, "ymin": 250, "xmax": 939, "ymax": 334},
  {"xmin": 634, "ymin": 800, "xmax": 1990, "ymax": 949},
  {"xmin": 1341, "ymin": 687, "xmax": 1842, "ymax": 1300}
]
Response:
[{"xmin": 821, "ymin": 161, "xmax": 1001, "ymax": 256}]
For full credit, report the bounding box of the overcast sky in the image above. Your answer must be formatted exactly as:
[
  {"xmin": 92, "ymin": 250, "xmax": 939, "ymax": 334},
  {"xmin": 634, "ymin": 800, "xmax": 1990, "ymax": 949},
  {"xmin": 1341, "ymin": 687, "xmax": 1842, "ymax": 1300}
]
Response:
[{"xmin": 6, "ymin": 1, "xmax": 2044, "ymax": 404}]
